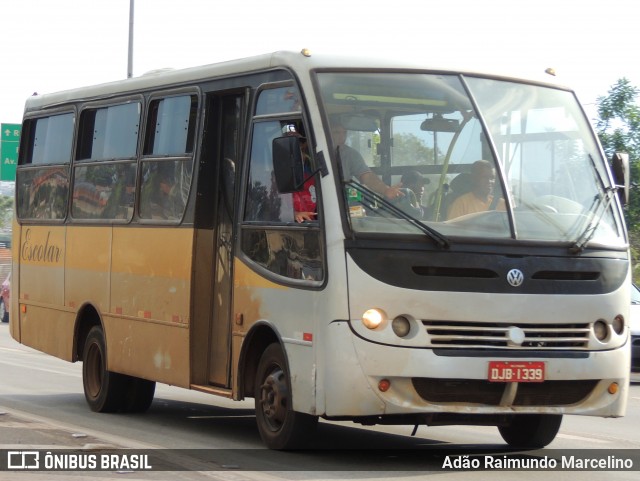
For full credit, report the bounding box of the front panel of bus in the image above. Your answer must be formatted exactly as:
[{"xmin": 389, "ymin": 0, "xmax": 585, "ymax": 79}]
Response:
[{"xmin": 314, "ymin": 71, "xmax": 630, "ymax": 419}]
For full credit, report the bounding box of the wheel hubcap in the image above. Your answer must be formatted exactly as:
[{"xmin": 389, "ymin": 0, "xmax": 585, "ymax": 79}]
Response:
[{"xmin": 259, "ymin": 366, "xmax": 288, "ymax": 431}]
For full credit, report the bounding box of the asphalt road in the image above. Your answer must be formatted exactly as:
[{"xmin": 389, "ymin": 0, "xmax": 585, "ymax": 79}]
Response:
[{"xmin": 1, "ymin": 322, "xmax": 639, "ymax": 480}]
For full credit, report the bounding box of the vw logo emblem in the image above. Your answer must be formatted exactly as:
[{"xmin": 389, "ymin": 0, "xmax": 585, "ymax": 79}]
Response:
[
  {"xmin": 507, "ymin": 269, "xmax": 524, "ymax": 287},
  {"xmin": 507, "ymin": 326, "xmax": 526, "ymax": 345}
]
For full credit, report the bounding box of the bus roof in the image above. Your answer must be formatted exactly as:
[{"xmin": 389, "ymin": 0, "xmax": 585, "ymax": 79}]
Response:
[{"xmin": 23, "ymin": 50, "xmax": 570, "ymax": 114}]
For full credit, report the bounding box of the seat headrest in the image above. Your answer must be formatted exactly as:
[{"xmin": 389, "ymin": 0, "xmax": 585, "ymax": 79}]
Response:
[{"xmin": 449, "ymin": 172, "xmax": 473, "ymax": 195}]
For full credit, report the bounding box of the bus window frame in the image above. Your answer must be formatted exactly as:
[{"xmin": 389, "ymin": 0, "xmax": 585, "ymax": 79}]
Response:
[
  {"xmin": 19, "ymin": 109, "xmax": 77, "ymax": 167},
  {"xmin": 75, "ymin": 96, "xmax": 143, "ymax": 163},
  {"xmin": 238, "ymin": 80, "xmax": 327, "ymax": 289},
  {"xmin": 137, "ymin": 87, "xmax": 202, "ymax": 226},
  {"xmin": 16, "ymin": 107, "xmax": 78, "ymax": 224},
  {"xmin": 70, "ymin": 95, "xmax": 143, "ymax": 224},
  {"xmin": 140, "ymin": 88, "xmax": 201, "ymax": 158}
]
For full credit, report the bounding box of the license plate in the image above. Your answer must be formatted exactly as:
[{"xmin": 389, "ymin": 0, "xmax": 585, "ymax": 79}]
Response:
[{"xmin": 488, "ymin": 361, "xmax": 545, "ymax": 382}]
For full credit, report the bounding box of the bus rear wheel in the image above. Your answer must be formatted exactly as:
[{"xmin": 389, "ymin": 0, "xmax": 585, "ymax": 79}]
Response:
[
  {"xmin": 82, "ymin": 326, "xmax": 127, "ymax": 413},
  {"xmin": 254, "ymin": 343, "xmax": 317, "ymax": 449},
  {"xmin": 498, "ymin": 414, "xmax": 563, "ymax": 448}
]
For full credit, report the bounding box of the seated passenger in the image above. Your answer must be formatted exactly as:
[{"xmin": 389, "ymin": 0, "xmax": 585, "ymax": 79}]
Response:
[
  {"xmin": 400, "ymin": 170, "xmax": 429, "ymax": 218},
  {"xmin": 447, "ymin": 160, "xmax": 505, "ymax": 220},
  {"xmin": 292, "ymin": 135, "xmax": 317, "ymax": 223}
]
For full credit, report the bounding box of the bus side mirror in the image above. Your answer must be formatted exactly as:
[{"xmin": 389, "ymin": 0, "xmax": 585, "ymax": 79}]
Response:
[
  {"xmin": 272, "ymin": 136, "xmax": 304, "ymax": 193},
  {"xmin": 610, "ymin": 152, "xmax": 629, "ymax": 206}
]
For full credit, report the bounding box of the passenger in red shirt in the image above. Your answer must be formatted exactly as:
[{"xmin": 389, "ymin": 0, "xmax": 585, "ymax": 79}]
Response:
[{"xmin": 290, "ymin": 134, "xmax": 317, "ymax": 223}]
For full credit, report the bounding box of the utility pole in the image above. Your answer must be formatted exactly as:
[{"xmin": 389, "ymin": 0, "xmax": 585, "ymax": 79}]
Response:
[{"xmin": 127, "ymin": 0, "xmax": 134, "ymax": 78}]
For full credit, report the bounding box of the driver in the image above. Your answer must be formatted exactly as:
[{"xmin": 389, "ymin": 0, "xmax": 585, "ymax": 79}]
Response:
[
  {"xmin": 331, "ymin": 120, "xmax": 403, "ymax": 201},
  {"xmin": 447, "ymin": 160, "xmax": 505, "ymax": 219}
]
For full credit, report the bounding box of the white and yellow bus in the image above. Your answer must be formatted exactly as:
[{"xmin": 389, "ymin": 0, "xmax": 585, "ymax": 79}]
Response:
[{"xmin": 11, "ymin": 50, "xmax": 631, "ymax": 449}]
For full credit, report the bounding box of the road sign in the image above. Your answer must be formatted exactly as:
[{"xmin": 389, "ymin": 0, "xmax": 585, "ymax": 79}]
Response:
[{"xmin": 1, "ymin": 123, "xmax": 21, "ymax": 181}]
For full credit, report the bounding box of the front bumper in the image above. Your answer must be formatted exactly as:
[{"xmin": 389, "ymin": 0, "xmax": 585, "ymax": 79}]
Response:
[{"xmin": 322, "ymin": 321, "xmax": 629, "ymax": 419}]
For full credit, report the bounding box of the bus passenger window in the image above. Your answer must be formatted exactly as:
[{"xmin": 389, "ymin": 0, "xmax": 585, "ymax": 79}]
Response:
[
  {"xmin": 16, "ymin": 113, "xmax": 74, "ymax": 221},
  {"xmin": 144, "ymin": 95, "xmax": 198, "ymax": 156},
  {"xmin": 16, "ymin": 167, "xmax": 69, "ymax": 220},
  {"xmin": 139, "ymin": 160, "xmax": 192, "ymax": 221},
  {"xmin": 77, "ymin": 103, "xmax": 140, "ymax": 161},
  {"xmin": 24, "ymin": 114, "xmax": 75, "ymax": 165},
  {"xmin": 71, "ymin": 163, "xmax": 136, "ymax": 220}
]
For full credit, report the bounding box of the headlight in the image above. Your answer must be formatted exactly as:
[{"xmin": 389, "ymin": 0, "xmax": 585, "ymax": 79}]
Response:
[{"xmin": 362, "ymin": 308, "xmax": 386, "ymax": 330}]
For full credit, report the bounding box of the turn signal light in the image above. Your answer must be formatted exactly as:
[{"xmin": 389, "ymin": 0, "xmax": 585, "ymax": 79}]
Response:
[{"xmin": 378, "ymin": 379, "xmax": 391, "ymax": 392}]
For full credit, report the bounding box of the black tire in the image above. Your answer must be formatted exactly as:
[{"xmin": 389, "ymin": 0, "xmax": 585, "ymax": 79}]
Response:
[
  {"xmin": 254, "ymin": 343, "xmax": 318, "ymax": 449},
  {"xmin": 82, "ymin": 326, "xmax": 127, "ymax": 413},
  {"xmin": 498, "ymin": 414, "xmax": 563, "ymax": 448},
  {"xmin": 0, "ymin": 298, "xmax": 8, "ymax": 323},
  {"xmin": 122, "ymin": 376, "xmax": 156, "ymax": 413}
]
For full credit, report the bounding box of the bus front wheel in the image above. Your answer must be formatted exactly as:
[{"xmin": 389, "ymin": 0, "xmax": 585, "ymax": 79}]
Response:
[
  {"xmin": 82, "ymin": 326, "xmax": 126, "ymax": 413},
  {"xmin": 498, "ymin": 414, "xmax": 563, "ymax": 448},
  {"xmin": 254, "ymin": 343, "xmax": 318, "ymax": 449}
]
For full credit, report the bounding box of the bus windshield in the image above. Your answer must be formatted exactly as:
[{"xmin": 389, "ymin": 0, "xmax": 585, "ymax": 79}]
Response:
[{"xmin": 317, "ymin": 72, "xmax": 624, "ymax": 248}]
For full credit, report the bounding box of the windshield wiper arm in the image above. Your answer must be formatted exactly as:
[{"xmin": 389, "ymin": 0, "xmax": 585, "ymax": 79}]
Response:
[
  {"xmin": 345, "ymin": 180, "xmax": 450, "ymax": 249},
  {"xmin": 570, "ymin": 154, "xmax": 618, "ymax": 253},
  {"xmin": 570, "ymin": 186, "xmax": 617, "ymax": 254}
]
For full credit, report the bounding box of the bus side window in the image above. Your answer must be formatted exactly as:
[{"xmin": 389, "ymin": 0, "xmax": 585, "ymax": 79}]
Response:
[
  {"xmin": 71, "ymin": 163, "xmax": 136, "ymax": 220},
  {"xmin": 16, "ymin": 113, "xmax": 74, "ymax": 221},
  {"xmin": 139, "ymin": 160, "xmax": 191, "ymax": 221},
  {"xmin": 138, "ymin": 94, "xmax": 197, "ymax": 222},
  {"xmin": 244, "ymin": 121, "xmax": 295, "ymax": 223},
  {"xmin": 72, "ymin": 102, "xmax": 140, "ymax": 222},
  {"xmin": 241, "ymin": 112, "xmax": 323, "ymax": 283}
]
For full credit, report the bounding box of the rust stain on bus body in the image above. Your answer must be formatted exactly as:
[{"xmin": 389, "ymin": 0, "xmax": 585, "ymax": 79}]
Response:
[
  {"xmin": 232, "ymin": 258, "xmax": 288, "ymax": 333},
  {"xmin": 16, "ymin": 224, "xmax": 193, "ymax": 387}
]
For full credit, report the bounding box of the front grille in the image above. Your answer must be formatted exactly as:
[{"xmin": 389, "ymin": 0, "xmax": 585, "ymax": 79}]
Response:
[
  {"xmin": 412, "ymin": 378, "xmax": 598, "ymax": 406},
  {"xmin": 423, "ymin": 320, "xmax": 590, "ymax": 350}
]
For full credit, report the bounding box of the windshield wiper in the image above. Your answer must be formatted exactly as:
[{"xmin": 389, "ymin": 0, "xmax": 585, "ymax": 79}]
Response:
[
  {"xmin": 345, "ymin": 180, "xmax": 450, "ymax": 249},
  {"xmin": 570, "ymin": 187, "xmax": 616, "ymax": 253},
  {"xmin": 570, "ymin": 155, "xmax": 617, "ymax": 253}
]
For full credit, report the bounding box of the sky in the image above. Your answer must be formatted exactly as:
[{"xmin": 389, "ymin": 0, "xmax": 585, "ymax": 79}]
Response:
[{"xmin": 1, "ymin": 0, "xmax": 639, "ymax": 125}]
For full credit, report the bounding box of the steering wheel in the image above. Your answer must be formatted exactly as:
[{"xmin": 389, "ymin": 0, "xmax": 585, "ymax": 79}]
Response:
[{"xmin": 391, "ymin": 188, "xmax": 423, "ymax": 218}]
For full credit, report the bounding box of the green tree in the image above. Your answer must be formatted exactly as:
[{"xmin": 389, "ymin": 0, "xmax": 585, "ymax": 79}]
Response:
[
  {"xmin": 595, "ymin": 78, "xmax": 640, "ymax": 279},
  {"xmin": 596, "ymin": 78, "xmax": 640, "ymax": 160},
  {"xmin": 391, "ymin": 133, "xmax": 436, "ymax": 165}
]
